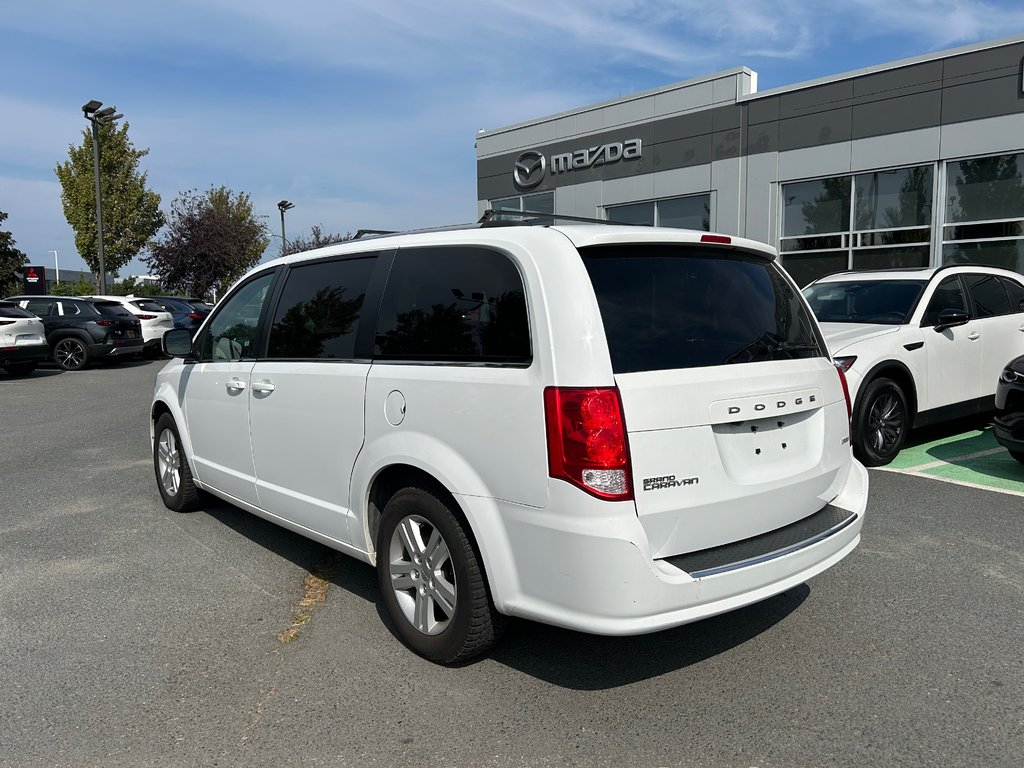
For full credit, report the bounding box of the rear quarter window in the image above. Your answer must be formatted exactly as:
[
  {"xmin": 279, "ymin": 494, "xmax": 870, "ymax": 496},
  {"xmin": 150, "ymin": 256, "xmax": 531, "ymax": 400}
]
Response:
[
  {"xmin": 374, "ymin": 246, "xmax": 531, "ymax": 365},
  {"xmin": 581, "ymin": 245, "xmax": 824, "ymax": 373}
]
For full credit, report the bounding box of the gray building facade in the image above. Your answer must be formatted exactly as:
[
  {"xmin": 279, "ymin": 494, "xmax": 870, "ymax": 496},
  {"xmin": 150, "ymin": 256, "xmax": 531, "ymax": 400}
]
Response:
[{"xmin": 476, "ymin": 35, "xmax": 1024, "ymax": 285}]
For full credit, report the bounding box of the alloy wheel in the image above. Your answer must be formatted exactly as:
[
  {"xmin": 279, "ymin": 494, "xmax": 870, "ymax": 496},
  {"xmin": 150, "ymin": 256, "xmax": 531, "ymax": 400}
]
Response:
[
  {"xmin": 867, "ymin": 390, "xmax": 905, "ymax": 454},
  {"xmin": 387, "ymin": 514, "xmax": 458, "ymax": 635},
  {"xmin": 157, "ymin": 428, "xmax": 181, "ymax": 497}
]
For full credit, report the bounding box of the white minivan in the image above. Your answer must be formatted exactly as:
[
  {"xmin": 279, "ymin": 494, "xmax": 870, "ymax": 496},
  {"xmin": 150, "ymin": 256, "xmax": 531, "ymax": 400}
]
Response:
[{"xmin": 151, "ymin": 219, "xmax": 868, "ymax": 663}]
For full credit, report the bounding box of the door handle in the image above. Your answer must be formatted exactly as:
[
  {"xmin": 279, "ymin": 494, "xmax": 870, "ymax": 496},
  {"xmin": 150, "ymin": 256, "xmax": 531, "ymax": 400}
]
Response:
[
  {"xmin": 967, "ymin": 332, "xmax": 980, "ymax": 341},
  {"xmin": 226, "ymin": 378, "xmax": 247, "ymax": 391},
  {"xmin": 251, "ymin": 380, "xmax": 276, "ymax": 393}
]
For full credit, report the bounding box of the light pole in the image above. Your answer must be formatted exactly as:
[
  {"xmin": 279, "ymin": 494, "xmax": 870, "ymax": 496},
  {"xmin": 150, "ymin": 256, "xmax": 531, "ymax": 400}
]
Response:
[
  {"xmin": 50, "ymin": 249, "xmax": 60, "ymax": 284},
  {"xmin": 277, "ymin": 200, "xmax": 294, "ymax": 256},
  {"xmin": 82, "ymin": 99, "xmax": 123, "ymax": 294}
]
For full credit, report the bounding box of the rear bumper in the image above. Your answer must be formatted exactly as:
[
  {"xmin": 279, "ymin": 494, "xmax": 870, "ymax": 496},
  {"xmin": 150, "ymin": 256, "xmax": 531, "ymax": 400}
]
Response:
[
  {"xmin": 91, "ymin": 340, "xmax": 144, "ymax": 358},
  {"xmin": 0, "ymin": 344, "xmax": 49, "ymax": 365},
  {"xmin": 486, "ymin": 460, "xmax": 868, "ymax": 635}
]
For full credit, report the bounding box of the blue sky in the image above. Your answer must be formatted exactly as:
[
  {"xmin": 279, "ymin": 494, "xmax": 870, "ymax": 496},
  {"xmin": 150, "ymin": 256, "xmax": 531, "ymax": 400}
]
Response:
[{"xmin": 2, "ymin": 0, "xmax": 1023, "ymax": 278}]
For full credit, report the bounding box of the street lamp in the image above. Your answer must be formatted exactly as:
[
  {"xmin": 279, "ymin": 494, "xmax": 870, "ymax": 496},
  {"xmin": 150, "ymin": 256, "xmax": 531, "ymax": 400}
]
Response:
[
  {"xmin": 277, "ymin": 200, "xmax": 294, "ymax": 256},
  {"xmin": 82, "ymin": 99, "xmax": 123, "ymax": 293}
]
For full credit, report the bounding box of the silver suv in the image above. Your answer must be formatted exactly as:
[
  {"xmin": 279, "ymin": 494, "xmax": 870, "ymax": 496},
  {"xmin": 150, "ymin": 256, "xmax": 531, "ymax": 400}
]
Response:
[{"xmin": 152, "ymin": 219, "xmax": 868, "ymax": 662}]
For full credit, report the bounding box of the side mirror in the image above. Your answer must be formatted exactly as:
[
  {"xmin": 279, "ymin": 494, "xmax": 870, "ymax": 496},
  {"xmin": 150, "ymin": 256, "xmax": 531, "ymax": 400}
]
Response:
[
  {"xmin": 934, "ymin": 308, "xmax": 970, "ymax": 331},
  {"xmin": 163, "ymin": 328, "xmax": 194, "ymax": 357}
]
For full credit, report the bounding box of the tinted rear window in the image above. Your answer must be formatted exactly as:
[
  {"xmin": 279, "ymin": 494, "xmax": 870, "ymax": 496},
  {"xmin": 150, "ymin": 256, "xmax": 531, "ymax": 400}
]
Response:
[
  {"xmin": 0, "ymin": 303, "xmax": 34, "ymax": 318},
  {"xmin": 580, "ymin": 245, "xmax": 824, "ymax": 373},
  {"xmin": 94, "ymin": 302, "xmax": 134, "ymax": 317}
]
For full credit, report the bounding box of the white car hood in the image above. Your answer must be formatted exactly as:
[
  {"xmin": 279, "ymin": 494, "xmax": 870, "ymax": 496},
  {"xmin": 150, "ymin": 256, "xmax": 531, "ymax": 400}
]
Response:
[{"xmin": 818, "ymin": 322, "xmax": 902, "ymax": 354}]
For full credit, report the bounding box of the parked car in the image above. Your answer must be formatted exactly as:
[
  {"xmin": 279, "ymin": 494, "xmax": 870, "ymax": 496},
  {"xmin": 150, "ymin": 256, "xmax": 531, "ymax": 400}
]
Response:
[
  {"xmin": 802, "ymin": 265, "xmax": 1024, "ymax": 466},
  {"xmin": 85, "ymin": 295, "xmax": 175, "ymax": 357},
  {"xmin": 6, "ymin": 295, "xmax": 143, "ymax": 370},
  {"xmin": 145, "ymin": 295, "xmax": 210, "ymax": 337},
  {"xmin": 993, "ymin": 355, "xmax": 1024, "ymax": 464},
  {"xmin": 0, "ymin": 300, "xmax": 49, "ymax": 376},
  {"xmin": 152, "ymin": 220, "xmax": 867, "ymax": 663}
]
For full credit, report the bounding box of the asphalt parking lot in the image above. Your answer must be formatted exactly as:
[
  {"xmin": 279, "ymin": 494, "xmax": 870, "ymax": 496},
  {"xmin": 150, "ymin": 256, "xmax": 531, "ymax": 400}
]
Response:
[{"xmin": 2, "ymin": 360, "xmax": 1022, "ymax": 768}]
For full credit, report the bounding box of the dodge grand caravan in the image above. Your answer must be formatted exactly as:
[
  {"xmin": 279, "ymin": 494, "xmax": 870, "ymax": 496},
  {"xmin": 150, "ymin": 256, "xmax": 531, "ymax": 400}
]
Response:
[{"xmin": 151, "ymin": 219, "xmax": 868, "ymax": 663}]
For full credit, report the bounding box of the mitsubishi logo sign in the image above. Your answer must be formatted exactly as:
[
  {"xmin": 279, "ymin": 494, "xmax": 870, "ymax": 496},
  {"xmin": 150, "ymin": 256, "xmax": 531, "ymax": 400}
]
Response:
[
  {"xmin": 512, "ymin": 139, "xmax": 642, "ymax": 189},
  {"xmin": 513, "ymin": 151, "xmax": 546, "ymax": 189}
]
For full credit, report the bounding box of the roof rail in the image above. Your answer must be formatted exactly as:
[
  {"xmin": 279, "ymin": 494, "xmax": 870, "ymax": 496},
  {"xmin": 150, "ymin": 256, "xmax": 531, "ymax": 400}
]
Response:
[
  {"xmin": 353, "ymin": 228, "xmax": 397, "ymax": 239},
  {"xmin": 478, "ymin": 208, "xmax": 643, "ymax": 227}
]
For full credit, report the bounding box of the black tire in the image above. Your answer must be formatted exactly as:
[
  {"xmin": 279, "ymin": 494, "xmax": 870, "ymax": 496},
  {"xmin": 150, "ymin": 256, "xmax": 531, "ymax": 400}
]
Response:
[
  {"xmin": 1009, "ymin": 450, "xmax": 1024, "ymax": 466},
  {"xmin": 376, "ymin": 486, "xmax": 504, "ymax": 664},
  {"xmin": 3, "ymin": 362, "xmax": 37, "ymax": 376},
  {"xmin": 53, "ymin": 337, "xmax": 89, "ymax": 371},
  {"xmin": 153, "ymin": 413, "xmax": 203, "ymax": 512},
  {"xmin": 853, "ymin": 377, "xmax": 910, "ymax": 467}
]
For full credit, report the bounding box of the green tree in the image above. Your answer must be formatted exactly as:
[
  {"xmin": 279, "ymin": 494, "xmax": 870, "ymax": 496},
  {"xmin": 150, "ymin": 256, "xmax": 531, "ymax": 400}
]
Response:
[
  {"xmin": 283, "ymin": 225, "xmax": 353, "ymax": 256},
  {"xmin": 54, "ymin": 122, "xmax": 164, "ymax": 289},
  {"xmin": 50, "ymin": 275, "xmax": 98, "ymax": 296},
  {"xmin": 0, "ymin": 211, "xmax": 28, "ymax": 296},
  {"xmin": 145, "ymin": 186, "xmax": 270, "ymax": 298}
]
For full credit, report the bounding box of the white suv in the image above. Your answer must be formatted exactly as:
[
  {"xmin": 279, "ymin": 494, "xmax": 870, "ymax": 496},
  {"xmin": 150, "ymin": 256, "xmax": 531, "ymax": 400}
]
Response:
[
  {"xmin": 151, "ymin": 220, "xmax": 867, "ymax": 662},
  {"xmin": 804, "ymin": 265, "xmax": 1024, "ymax": 465}
]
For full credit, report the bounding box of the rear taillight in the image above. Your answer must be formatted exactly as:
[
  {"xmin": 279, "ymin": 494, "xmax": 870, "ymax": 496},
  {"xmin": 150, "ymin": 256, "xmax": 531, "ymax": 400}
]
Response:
[
  {"xmin": 187, "ymin": 313, "xmax": 203, "ymax": 320},
  {"xmin": 544, "ymin": 386, "xmax": 633, "ymax": 500},
  {"xmin": 136, "ymin": 314, "xmax": 157, "ymax": 320},
  {"xmin": 836, "ymin": 364, "xmax": 852, "ymax": 421},
  {"xmin": 700, "ymin": 234, "xmax": 732, "ymax": 245},
  {"xmin": 96, "ymin": 319, "xmax": 115, "ymax": 327}
]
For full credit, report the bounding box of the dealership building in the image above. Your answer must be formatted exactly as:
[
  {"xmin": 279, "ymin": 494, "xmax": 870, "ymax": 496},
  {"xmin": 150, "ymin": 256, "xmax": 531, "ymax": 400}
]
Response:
[{"xmin": 476, "ymin": 35, "xmax": 1024, "ymax": 285}]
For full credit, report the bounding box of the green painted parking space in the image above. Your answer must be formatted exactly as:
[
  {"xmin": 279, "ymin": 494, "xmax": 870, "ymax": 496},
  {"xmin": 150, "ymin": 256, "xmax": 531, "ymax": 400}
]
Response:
[{"xmin": 879, "ymin": 426, "xmax": 1024, "ymax": 496}]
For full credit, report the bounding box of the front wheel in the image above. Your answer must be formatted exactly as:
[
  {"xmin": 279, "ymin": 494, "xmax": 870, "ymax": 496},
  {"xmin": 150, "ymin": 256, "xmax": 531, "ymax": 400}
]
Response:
[
  {"xmin": 153, "ymin": 413, "xmax": 203, "ymax": 512},
  {"xmin": 53, "ymin": 337, "xmax": 89, "ymax": 371},
  {"xmin": 853, "ymin": 377, "xmax": 910, "ymax": 467},
  {"xmin": 376, "ymin": 486, "xmax": 504, "ymax": 663}
]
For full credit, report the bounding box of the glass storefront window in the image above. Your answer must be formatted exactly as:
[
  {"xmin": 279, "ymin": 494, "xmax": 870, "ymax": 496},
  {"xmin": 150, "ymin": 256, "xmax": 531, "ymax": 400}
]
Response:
[
  {"xmin": 942, "ymin": 240, "xmax": 1024, "ymax": 272},
  {"xmin": 854, "ymin": 167, "xmax": 933, "ymax": 230},
  {"xmin": 946, "ymin": 153, "xmax": 1024, "ymax": 223},
  {"xmin": 782, "ymin": 177, "xmax": 851, "ymax": 237},
  {"xmin": 606, "ymin": 194, "xmax": 710, "ymax": 230}
]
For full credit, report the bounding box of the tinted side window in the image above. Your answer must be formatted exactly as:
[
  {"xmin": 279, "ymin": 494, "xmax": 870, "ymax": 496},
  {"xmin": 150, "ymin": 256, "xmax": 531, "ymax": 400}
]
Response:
[
  {"xmin": 24, "ymin": 299, "xmax": 54, "ymax": 316},
  {"xmin": 922, "ymin": 277, "xmax": 968, "ymax": 326},
  {"xmin": 95, "ymin": 302, "xmax": 134, "ymax": 318},
  {"xmin": 375, "ymin": 246, "xmax": 530, "ymax": 364},
  {"xmin": 199, "ymin": 273, "xmax": 274, "ymax": 361},
  {"xmin": 966, "ymin": 274, "xmax": 1011, "ymax": 318},
  {"xmin": 0, "ymin": 303, "xmax": 33, "ymax": 318},
  {"xmin": 1000, "ymin": 276, "xmax": 1024, "ymax": 313},
  {"xmin": 267, "ymin": 256, "xmax": 376, "ymax": 359}
]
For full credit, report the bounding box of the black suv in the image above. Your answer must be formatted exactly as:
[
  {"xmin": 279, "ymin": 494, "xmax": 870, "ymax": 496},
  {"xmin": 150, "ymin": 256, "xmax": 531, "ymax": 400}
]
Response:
[
  {"xmin": 993, "ymin": 356, "xmax": 1024, "ymax": 464},
  {"xmin": 6, "ymin": 295, "xmax": 144, "ymax": 370}
]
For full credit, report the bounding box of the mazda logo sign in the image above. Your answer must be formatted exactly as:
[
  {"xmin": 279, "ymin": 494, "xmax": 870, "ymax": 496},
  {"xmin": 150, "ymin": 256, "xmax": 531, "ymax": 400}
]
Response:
[{"xmin": 513, "ymin": 150, "xmax": 546, "ymax": 189}]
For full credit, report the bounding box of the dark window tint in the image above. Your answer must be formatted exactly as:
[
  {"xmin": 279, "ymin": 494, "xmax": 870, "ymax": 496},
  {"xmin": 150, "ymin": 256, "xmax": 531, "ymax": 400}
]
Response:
[
  {"xmin": 581, "ymin": 246, "xmax": 823, "ymax": 373},
  {"xmin": 966, "ymin": 274, "xmax": 1011, "ymax": 317},
  {"xmin": 922, "ymin": 276, "xmax": 968, "ymax": 326},
  {"xmin": 1, "ymin": 302, "xmax": 36, "ymax": 318},
  {"xmin": 802, "ymin": 280, "xmax": 926, "ymax": 325},
  {"xmin": 268, "ymin": 257, "xmax": 376, "ymax": 359},
  {"xmin": 94, "ymin": 302, "xmax": 134, "ymax": 318},
  {"xmin": 375, "ymin": 246, "xmax": 530, "ymax": 364},
  {"xmin": 23, "ymin": 299, "xmax": 55, "ymax": 316},
  {"xmin": 1000, "ymin": 277, "xmax": 1024, "ymax": 313},
  {"xmin": 131, "ymin": 299, "xmax": 165, "ymax": 312},
  {"xmin": 199, "ymin": 273, "xmax": 274, "ymax": 361}
]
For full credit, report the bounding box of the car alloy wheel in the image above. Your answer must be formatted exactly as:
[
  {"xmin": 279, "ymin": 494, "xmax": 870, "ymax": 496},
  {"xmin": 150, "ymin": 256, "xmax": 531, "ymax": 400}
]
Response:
[
  {"xmin": 376, "ymin": 486, "xmax": 503, "ymax": 663},
  {"xmin": 153, "ymin": 413, "xmax": 202, "ymax": 512},
  {"xmin": 854, "ymin": 377, "xmax": 909, "ymax": 467},
  {"xmin": 54, "ymin": 338, "xmax": 87, "ymax": 370}
]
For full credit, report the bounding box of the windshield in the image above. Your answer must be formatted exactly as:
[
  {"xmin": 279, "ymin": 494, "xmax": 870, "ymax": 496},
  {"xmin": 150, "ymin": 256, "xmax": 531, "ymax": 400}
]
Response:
[
  {"xmin": 802, "ymin": 280, "xmax": 926, "ymax": 325},
  {"xmin": 580, "ymin": 245, "xmax": 825, "ymax": 373}
]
